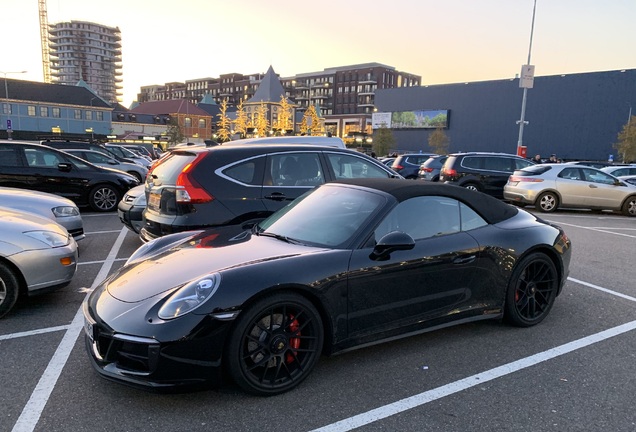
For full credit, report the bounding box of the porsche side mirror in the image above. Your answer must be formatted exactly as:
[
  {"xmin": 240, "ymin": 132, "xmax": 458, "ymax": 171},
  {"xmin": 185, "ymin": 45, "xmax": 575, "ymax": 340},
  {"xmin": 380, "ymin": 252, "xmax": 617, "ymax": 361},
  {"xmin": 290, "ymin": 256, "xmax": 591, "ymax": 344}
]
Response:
[{"xmin": 370, "ymin": 231, "xmax": 415, "ymax": 261}]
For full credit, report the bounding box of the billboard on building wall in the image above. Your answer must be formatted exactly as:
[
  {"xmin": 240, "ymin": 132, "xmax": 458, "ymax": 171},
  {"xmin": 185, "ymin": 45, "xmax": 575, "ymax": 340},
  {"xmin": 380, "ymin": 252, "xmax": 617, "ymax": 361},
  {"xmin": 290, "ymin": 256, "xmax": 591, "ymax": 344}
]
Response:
[
  {"xmin": 391, "ymin": 109, "xmax": 449, "ymax": 129},
  {"xmin": 372, "ymin": 110, "xmax": 449, "ymax": 129}
]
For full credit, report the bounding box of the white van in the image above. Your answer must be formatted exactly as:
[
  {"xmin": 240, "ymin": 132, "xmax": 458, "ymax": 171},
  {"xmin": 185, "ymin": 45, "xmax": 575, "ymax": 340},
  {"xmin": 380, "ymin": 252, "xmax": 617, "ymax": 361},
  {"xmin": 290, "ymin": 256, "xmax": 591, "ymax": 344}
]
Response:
[{"xmin": 225, "ymin": 136, "xmax": 346, "ymax": 149}]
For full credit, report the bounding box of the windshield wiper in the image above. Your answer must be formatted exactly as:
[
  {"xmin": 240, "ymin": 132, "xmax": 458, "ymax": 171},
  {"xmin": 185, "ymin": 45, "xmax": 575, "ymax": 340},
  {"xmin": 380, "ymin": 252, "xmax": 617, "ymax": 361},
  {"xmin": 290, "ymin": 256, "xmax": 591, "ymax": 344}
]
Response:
[{"xmin": 257, "ymin": 231, "xmax": 301, "ymax": 244}]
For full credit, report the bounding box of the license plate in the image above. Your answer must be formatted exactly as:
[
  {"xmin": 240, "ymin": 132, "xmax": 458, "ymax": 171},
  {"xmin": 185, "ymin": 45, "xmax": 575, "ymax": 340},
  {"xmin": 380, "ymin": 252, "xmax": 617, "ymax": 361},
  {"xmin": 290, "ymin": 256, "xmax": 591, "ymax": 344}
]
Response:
[
  {"xmin": 148, "ymin": 193, "xmax": 160, "ymax": 208},
  {"xmin": 84, "ymin": 317, "xmax": 95, "ymax": 342}
]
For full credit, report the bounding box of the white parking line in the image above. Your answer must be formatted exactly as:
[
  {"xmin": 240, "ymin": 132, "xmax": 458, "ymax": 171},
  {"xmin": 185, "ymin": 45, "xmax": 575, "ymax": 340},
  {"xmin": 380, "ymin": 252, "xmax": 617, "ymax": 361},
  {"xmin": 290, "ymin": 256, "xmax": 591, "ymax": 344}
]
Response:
[
  {"xmin": 310, "ymin": 319, "xmax": 636, "ymax": 432},
  {"xmin": 10, "ymin": 227, "xmax": 128, "ymax": 432},
  {"xmin": 545, "ymin": 220, "xmax": 636, "ymax": 239},
  {"xmin": 0, "ymin": 325, "xmax": 70, "ymax": 341},
  {"xmin": 311, "ymin": 278, "xmax": 636, "ymax": 432}
]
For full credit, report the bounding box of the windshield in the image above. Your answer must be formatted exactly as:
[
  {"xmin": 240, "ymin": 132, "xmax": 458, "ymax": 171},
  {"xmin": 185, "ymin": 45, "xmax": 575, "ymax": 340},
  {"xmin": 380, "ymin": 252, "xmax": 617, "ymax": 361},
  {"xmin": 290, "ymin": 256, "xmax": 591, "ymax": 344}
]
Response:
[{"xmin": 258, "ymin": 184, "xmax": 386, "ymax": 248}]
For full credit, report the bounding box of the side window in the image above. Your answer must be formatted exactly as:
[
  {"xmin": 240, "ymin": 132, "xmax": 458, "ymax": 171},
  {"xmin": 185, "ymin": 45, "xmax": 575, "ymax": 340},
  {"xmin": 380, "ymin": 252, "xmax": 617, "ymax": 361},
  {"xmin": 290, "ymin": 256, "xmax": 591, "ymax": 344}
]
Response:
[
  {"xmin": 268, "ymin": 153, "xmax": 323, "ymax": 187},
  {"xmin": 516, "ymin": 158, "xmax": 534, "ymax": 169},
  {"xmin": 223, "ymin": 157, "xmax": 264, "ymax": 186},
  {"xmin": 0, "ymin": 147, "xmax": 21, "ymax": 166},
  {"xmin": 375, "ymin": 196, "xmax": 461, "ymax": 242},
  {"xmin": 461, "ymin": 156, "xmax": 484, "ymax": 170},
  {"xmin": 326, "ymin": 153, "xmax": 389, "ymax": 179},
  {"xmin": 558, "ymin": 168, "xmax": 582, "ymax": 180},
  {"xmin": 483, "ymin": 157, "xmax": 514, "ymax": 172},
  {"xmin": 459, "ymin": 202, "xmax": 487, "ymax": 231},
  {"xmin": 24, "ymin": 148, "xmax": 65, "ymax": 167},
  {"xmin": 581, "ymin": 168, "xmax": 615, "ymax": 185}
]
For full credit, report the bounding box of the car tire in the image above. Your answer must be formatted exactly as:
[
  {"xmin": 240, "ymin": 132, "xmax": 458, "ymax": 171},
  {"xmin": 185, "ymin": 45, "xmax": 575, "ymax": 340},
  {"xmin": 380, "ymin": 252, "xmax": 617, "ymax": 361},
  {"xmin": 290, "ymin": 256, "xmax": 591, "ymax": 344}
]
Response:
[
  {"xmin": 89, "ymin": 184, "xmax": 120, "ymax": 212},
  {"xmin": 225, "ymin": 292, "xmax": 324, "ymax": 396},
  {"xmin": 463, "ymin": 182, "xmax": 481, "ymax": 192},
  {"xmin": 504, "ymin": 252, "xmax": 558, "ymax": 327},
  {"xmin": 127, "ymin": 171, "xmax": 143, "ymax": 183},
  {"xmin": 536, "ymin": 191, "xmax": 559, "ymax": 213},
  {"xmin": 622, "ymin": 196, "xmax": 636, "ymax": 217},
  {"xmin": 0, "ymin": 263, "xmax": 20, "ymax": 319}
]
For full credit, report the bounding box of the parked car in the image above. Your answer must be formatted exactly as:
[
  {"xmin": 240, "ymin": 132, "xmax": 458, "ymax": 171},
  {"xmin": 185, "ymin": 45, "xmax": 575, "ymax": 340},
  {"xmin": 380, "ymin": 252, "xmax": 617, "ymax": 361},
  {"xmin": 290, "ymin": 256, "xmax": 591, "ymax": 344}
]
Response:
[
  {"xmin": 0, "ymin": 187, "xmax": 84, "ymax": 240},
  {"xmin": 0, "ymin": 141, "xmax": 139, "ymax": 212},
  {"xmin": 391, "ymin": 153, "xmax": 437, "ymax": 179},
  {"xmin": 0, "ymin": 207, "xmax": 78, "ymax": 318},
  {"xmin": 418, "ymin": 155, "xmax": 448, "ymax": 181},
  {"xmin": 569, "ymin": 160, "xmax": 624, "ymax": 169},
  {"xmin": 62, "ymin": 149, "xmax": 148, "ymax": 182},
  {"xmin": 117, "ymin": 184, "xmax": 146, "ymax": 234},
  {"xmin": 600, "ymin": 165, "xmax": 636, "ymax": 177},
  {"xmin": 121, "ymin": 144, "xmax": 156, "ymax": 160},
  {"xmin": 40, "ymin": 139, "xmax": 138, "ymax": 165},
  {"xmin": 140, "ymin": 144, "xmax": 401, "ymax": 242},
  {"xmin": 104, "ymin": 143, "xmax": 152, "ymax": 169},
  {"xmin": 228, "ymin": 136, "xmax": 347, "ymax": 148},
  {"xmin": 619, "ymin": 175, "xmax": 636, "ymax": 187},
  {"xmin": 440, "ymin": 152, "xmax": 535, "ymax": 198},
  {"xmin": 504, "ymin": 163, "xmax": 636, "ymax": 216},
  {"xmin": 379, "ymin": 157, "xmax": 396, "ymax": 167},
  {"xmin": 83, "ymin": 178, "xmax": 571, "ymax": 394}
]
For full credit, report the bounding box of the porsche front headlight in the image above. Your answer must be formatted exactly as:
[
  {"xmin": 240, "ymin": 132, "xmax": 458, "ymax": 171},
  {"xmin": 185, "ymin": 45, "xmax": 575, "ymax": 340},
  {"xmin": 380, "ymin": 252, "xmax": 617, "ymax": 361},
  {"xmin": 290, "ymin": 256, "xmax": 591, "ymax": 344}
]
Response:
[
  {"xmin": 23, "ymin": 230, "xmax": 70, "ymax": 248},
  {"xmin": 158, "ymin": 273, "xmax": 221, "ymax": 319}
]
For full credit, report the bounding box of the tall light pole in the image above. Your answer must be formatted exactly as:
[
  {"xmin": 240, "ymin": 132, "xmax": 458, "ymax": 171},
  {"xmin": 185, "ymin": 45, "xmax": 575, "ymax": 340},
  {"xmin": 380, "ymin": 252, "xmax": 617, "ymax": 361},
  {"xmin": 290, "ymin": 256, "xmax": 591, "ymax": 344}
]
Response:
[
  {"xmin": 1, "ymin": 70, "xmax": 27, "ymax": 140},
  {"xmin": 516, "ymin": 0, "xmax": 537, "ymax": 157}
]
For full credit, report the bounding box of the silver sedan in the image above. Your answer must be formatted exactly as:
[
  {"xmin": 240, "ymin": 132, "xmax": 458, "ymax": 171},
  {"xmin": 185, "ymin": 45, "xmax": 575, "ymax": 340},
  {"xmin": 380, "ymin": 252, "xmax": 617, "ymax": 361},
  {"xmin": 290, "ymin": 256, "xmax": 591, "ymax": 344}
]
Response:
[
  {"xmin": 504, "ymin": 163, "xmax": 636, "ymax": 216},
  {"xmin": 0, "ymin": 207, "xmax": 78, "ymax": 318},
  {"xmin": 0, "ymin": 186, "xmax": 85, "ymax": 240}
]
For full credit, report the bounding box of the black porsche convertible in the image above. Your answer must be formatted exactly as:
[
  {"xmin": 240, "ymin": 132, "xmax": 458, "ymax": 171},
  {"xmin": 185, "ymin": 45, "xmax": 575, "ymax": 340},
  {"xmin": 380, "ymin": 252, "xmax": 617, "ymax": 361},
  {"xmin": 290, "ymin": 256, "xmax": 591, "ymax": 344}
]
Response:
[{"xmin": 83, "ymin": 178, "xmax": 571, "ymax": 395}]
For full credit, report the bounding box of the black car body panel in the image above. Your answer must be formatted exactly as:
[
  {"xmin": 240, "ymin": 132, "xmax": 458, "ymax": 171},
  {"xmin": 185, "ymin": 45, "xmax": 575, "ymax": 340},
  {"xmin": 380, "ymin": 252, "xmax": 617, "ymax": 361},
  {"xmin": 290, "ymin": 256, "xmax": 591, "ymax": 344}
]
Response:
[
  {"xmin": 0, "ymin": 141, "xmax": 139, "ymax": 209},
  {"xmin": 140, "ymin": 144, "xmax": 401, "ymax": 242},
  {"xmin": 83, "ymin": 179, "xmax": 571, "ymax": 391}
]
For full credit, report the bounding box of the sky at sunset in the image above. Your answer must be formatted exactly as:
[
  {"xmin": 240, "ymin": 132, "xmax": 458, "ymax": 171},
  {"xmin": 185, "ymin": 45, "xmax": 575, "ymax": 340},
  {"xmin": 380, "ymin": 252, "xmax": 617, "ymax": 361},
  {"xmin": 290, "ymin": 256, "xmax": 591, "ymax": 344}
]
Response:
[{"xmin": 2, "ymin": 0, "xmax": 635, "ymax": 107}]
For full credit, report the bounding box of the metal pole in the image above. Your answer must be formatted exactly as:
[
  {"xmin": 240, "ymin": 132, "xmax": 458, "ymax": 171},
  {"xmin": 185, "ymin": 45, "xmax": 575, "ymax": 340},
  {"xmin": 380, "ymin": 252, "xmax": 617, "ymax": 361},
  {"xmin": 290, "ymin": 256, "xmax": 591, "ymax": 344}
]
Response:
[{"xmin": 516, "ymin": 0, "xmax": 537, "ymax": 156}]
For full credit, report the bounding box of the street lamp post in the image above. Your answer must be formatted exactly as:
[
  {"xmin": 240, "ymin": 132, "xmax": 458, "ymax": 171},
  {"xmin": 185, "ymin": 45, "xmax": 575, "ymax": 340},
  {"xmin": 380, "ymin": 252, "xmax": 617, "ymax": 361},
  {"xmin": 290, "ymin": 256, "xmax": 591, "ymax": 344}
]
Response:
[
  {"xmin": 1, "ymin": 70, "xmax": 27, "ymax": 140},
  {"xmin": 516, "ymin": 0, "xmax": 537, "ymax": 157}
]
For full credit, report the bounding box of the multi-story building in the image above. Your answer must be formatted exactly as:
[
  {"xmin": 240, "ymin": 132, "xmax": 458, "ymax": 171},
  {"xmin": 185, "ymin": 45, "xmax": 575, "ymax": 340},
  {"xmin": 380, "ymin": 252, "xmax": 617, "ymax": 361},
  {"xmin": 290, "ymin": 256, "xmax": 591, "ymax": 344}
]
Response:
[
  {"xmin": 48, "ymin": 20, "xmax": 123, "ymax": 104},
  {"xmin": 136, "ymin": 62, "xmax": 421, "ymax": 141}
]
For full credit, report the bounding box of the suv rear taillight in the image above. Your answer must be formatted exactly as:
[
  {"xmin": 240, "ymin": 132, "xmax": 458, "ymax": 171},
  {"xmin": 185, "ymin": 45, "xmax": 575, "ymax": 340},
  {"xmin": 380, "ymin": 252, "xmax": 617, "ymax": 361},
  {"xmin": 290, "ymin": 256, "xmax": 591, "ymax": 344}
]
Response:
[
  {"xmin": 423, "ymin": 167, "xmax": 433, "ymax": 173},
  {"xmin": 393, "ymin": 164, "xmax": 404, "ymax": 171},
  {"xmin": 176, "ymin": 154, "xmax": 214, "ymax": 204},
  {"xmin": 441, "ymin": 168, "xmax": 457, "ymax": 177}
]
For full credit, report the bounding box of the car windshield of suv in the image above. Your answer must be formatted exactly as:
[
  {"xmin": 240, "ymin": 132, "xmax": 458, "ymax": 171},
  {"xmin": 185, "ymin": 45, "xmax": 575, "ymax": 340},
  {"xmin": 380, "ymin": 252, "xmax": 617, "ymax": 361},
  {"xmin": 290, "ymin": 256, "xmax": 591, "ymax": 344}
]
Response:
[{"xmin": 258, "ymin": 185, "xmax": 385, "ymax": 248}]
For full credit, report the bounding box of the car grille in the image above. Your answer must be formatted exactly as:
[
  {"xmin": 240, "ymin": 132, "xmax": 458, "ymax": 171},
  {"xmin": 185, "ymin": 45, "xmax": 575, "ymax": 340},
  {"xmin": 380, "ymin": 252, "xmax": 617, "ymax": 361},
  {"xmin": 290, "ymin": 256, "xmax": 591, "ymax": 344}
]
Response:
[
  {"xmin": 68, "ymin": 228, "xmax": 84, "ymax": 239},
  {"xmin": 95, "ymin": 330, "xmax": 159, "ymax": 374}
]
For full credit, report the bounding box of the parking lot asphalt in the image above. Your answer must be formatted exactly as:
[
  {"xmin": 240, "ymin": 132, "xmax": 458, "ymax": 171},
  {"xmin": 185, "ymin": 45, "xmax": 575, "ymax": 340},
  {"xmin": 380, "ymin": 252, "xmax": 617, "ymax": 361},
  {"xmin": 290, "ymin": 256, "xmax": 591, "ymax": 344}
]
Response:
[{"xmin": 1, "ymin": 209, "xmax": 635, "ymax": 432}]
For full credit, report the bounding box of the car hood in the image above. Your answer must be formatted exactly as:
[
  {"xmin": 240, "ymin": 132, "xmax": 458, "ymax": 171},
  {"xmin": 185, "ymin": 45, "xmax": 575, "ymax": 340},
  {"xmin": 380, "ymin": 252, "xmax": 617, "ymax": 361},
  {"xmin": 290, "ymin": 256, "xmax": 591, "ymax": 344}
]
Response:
[
  {"xmin": 106, "ymin": 234, "xmax": 327, "ymax": 303},
  {"xmin": 0, "ymin": 186, "xmax": 77, "ymax": 207}
]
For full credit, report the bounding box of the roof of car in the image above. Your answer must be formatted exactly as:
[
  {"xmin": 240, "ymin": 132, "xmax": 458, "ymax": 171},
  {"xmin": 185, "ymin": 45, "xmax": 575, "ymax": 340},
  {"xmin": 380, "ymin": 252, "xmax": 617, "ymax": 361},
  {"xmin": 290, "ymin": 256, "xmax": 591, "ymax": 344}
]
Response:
[{"xmin": 330, "ymin": 178, "xmax": 519, "ymax": 224}]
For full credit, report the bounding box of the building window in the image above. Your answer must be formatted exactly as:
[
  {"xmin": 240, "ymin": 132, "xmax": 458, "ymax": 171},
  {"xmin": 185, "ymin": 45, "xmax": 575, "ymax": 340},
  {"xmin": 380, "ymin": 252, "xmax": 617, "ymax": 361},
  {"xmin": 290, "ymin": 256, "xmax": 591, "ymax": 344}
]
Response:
[
  {"xmin": 198, "ymin": 118, "xmax": 206, "ymax": 128},
  {"xmin": 96, "ymin": 111, "xmax": 103, "ymax": 121},
  {"xmin": 40, "ymin": 106, "xmax": 49, "ymax": 117},
  {"xmin": 184, "ymin": 117, "xmax": 192, "ymax": 127},
  {"xmin": 2, "ymin": 103, "xmax": 11, "ymax": 115},
  {"xmin": 74, "ymin": 109, "xmax": 82, "ymax": 119},
  {"xmin": 28, "ymin": 106, "xmax": 36, "ymax": 116},
  {"xmin": 52, "ymin": 107, "xmax": 61, "ymax": 118},
  {"xmin": 86, "ymin": 110, "xmax": 93, "ymax": 120}
]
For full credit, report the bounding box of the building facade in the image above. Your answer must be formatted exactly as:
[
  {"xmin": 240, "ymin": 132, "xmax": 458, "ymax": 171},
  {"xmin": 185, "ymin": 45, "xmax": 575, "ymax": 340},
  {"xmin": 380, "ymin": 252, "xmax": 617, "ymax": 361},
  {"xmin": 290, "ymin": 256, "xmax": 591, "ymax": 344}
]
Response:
[
  {"xmin": 0, "ymin": 79, "xmax": 112, "ymax": 141},
  {"xmin": 49, "ymin": 20, "xmax": 123, "ymax": 104},
  {"xmin": 373, "ymin": 69, "xmax": 636, "ymax": 161},
  {"xmin": 136, "ymin": 63, "xmax": 421, "ymax": 142}
]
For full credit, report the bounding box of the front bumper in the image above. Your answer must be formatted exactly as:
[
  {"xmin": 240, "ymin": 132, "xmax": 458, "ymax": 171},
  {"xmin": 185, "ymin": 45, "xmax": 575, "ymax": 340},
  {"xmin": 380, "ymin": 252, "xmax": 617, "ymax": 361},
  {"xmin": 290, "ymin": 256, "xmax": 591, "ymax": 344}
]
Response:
[
  {"xmin": 82, "ymin": 299, "xmax": 232, "ymax": 389},
  {"xmin": 117, "ymin": 201, "xmax": 144, "ymax": 234}
]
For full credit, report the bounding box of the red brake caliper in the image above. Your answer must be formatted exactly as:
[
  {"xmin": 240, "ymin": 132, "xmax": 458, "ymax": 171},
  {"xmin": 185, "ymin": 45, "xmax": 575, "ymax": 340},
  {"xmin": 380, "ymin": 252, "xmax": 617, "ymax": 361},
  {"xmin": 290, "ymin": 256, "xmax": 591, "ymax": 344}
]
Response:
[{"xmin": 286, "ymin": 315, "xmax": 300, "ymax": 363}]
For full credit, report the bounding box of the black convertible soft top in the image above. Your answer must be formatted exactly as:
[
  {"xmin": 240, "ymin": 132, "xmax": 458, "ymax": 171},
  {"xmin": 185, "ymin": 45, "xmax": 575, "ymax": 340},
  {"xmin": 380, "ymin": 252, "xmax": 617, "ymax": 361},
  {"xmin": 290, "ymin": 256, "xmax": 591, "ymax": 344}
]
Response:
[{"xmin": 331, "ymin": 178, "xmax": 519, "ymax": 225}]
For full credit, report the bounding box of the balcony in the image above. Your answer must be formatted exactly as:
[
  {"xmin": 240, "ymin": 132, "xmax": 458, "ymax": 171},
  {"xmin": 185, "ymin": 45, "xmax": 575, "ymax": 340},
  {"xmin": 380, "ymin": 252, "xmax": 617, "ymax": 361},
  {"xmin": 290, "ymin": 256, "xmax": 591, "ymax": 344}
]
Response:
[{"xmin": 359, "ymin": 76, "xmax": 377, "ymax": 84}]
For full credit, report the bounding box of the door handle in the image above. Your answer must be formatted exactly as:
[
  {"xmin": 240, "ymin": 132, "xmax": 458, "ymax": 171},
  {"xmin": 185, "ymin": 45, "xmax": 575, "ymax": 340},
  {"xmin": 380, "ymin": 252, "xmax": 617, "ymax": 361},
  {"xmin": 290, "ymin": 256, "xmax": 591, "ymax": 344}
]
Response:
[
  {"xmin": 453, "ymin": 255, "xmax": 476, "ymax": 264},
  {"xmin": 588, "ymin": 184, "xmax": 598, "ymax": 188},
  {"xmin": 265, "ymin": 192, "xmax": 288, "ymax": 201}
]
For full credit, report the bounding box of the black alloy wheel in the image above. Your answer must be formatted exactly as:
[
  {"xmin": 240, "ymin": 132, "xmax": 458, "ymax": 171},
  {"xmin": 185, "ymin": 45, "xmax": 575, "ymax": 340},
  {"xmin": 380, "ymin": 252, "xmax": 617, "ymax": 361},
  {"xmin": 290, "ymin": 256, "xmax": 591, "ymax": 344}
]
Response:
[
  {"xmin": 463, "ymin": 183, "xmax": 481, "ymax": 192},
  {"xmin": 89, "ymin": 185, "xmax": 120, "ymax": 212},
  {"xmin": 0, "ymin": 263, "xmax": 19, "ymax": 319},
  {"xmin": 505, "ymin": 252, "xmax": 558, "ymax": 327},
  {"xmin": 226, "ymin": 292, "xmax": 324, "ymax": 396}
]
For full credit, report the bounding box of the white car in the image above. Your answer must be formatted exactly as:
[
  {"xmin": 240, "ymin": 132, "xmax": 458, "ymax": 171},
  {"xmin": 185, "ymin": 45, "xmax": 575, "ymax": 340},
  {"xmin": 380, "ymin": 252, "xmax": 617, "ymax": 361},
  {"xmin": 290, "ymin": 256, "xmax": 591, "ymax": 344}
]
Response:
[
  {"xmin": 0, "ymin": 186, "xmax": 84, "ymax": 240},
  {"xmin": 0, "ymin": 207, "xmax": 78, "ymax": 318},
  {"xmin": 62, "ymin": 149, "xmax": 148, "ymax": 183}
]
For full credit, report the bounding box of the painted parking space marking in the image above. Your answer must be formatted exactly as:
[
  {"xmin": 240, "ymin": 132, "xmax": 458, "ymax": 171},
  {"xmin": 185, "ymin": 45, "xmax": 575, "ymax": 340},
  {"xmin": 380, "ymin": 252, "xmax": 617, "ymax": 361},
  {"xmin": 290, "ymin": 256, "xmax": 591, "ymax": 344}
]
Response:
[
  {"xmin": 545, "ymin": 220, "xmax": 636, "ymax": 239},
  {"xmin": 311, "ymin": 319, "xmax": 636, "ymax": 432},
  {"xmin": 0, "ymin": 325, "xmax": 70, "ymax": 342},
  {"xmin": 10, "ymin": 228, "xmax": 128, "ymax": 432},
  {"xmin": 568, "ymin": 277, "xmax": 636, "ymax": 302}
]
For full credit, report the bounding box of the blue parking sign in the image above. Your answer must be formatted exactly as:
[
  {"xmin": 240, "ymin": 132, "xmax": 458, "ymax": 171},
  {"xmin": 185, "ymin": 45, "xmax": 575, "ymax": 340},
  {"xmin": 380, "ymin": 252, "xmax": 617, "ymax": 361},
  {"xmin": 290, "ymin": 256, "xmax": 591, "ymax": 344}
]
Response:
[{"xmin": 6, "ymin": 119, "xmax": 11, "ymax": 130}]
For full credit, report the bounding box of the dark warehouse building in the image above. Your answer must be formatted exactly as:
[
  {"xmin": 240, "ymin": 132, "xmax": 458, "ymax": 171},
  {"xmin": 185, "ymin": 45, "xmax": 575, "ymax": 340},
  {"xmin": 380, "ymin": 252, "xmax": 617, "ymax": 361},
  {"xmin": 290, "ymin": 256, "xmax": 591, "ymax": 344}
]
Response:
[{"xmin": 373, "ymin": 68, "xmax": 636, "ymax": 161}]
